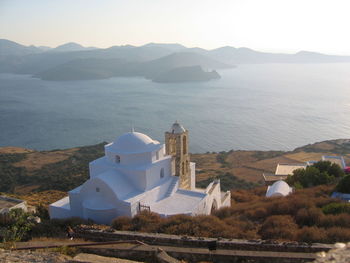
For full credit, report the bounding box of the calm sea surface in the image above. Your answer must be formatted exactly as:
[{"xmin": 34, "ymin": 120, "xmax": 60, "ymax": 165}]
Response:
[{"xmin": 1, "ymin": 64, "xmax": 350, "ymax": 153}]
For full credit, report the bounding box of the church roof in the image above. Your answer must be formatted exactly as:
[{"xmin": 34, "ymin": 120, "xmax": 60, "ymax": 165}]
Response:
[
  {"xmin": 96, "ymin": 170, "xmax": 142, "ymax": 201},
  {"xmin": 169, "ymin": 121, "xmax": 186, "ymax": 134},
  {"xmin": 266, "ymin": 180, "xmax": 292, "ymax": 197},
  {"xmin": 107, "ymin": 131, "xmax": 161, "ymax": 154}
]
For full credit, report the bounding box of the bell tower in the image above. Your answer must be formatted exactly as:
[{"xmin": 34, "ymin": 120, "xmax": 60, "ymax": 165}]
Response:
[{"xmin": 165, "ymin": 121, "xmax": 191, "ymax": 190}]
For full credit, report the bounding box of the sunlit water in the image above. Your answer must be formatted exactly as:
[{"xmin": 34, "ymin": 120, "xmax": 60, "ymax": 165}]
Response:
[{"xmin": 1, "ymin": 63, "xmax": 350, "ymax": 153}]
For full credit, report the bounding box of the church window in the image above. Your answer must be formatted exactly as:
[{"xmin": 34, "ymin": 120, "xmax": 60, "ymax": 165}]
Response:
[
  {"xmin": 183, "ymin": 136, "xmax": 187, "ymax": 154},
  {"xmin": 160, "ymin": 168, "xmax": 164, "ymax": 178},
  {"xmin": 115, "ymin": 155, "xmax": 121, "ymax": 163},
  {"xmin": 156, "ymin": 151, "xmax": 159, "ymax": 160},
  {"xmin": 96, "ymin": 187, "xmax": 100, "ymax": 192},
  {"xmin": 182, "ymin": 162, "xmax": 185, "ymax": 175}
]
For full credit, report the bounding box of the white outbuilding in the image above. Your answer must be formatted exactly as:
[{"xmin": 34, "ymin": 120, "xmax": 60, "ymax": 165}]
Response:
[
  {"xmin": 265, "ymin": 180, "xmax": 293, "ymax": 197},
  {"xmin": 50, "ymin": 122, "xmax": 231, "ymax": 224}
]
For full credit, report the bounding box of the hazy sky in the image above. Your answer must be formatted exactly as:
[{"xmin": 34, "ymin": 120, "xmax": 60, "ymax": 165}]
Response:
[{"xmin": 1, "ymin": 0, "xmax": 350, "ymax": 54}]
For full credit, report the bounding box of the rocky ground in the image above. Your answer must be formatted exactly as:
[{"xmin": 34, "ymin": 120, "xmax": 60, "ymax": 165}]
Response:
[
  {"xmin": 0, "ymin": 249, "xmax": 142, "ymax": 263},
  {"xmin": 0, "ymin": 249, "xmax": 69, "ymax": 263},
  {"xmin": 314, "ymin": 242, "xmax": 350, "ymax": 263}
]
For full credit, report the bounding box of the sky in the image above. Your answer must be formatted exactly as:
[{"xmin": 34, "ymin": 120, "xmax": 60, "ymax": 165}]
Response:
[{"xmin": 1, "ymin": 0, "xmax": 350, "ymax": 54}]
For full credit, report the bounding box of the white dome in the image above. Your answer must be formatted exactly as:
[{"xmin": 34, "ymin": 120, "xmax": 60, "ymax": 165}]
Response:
[
  {"xmin": 108, "ymin": 131, "xmax": 161, "ymax": 154},
  {"xmin": 170, "ymin": 121, "xmax": 186, "ymax": 134},
  {"xmin": 266, "ymin": 180, "xmax": 292, "ymax": 197}
]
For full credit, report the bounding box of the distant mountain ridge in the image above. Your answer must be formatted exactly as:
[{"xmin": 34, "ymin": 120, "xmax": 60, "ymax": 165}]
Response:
[{"xmin": 1, "ymin": 39, "xmax": 350, "ymax": 81}]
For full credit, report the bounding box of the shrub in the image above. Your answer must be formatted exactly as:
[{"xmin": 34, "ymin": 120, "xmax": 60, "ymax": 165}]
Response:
[
  {"xmin": 295, "ymin": 207, "xmax": 323, "ymax": 226},
  {"xmin": 0, "ymin": 209, "xmax": 35, "ymax": 242},
  {"xmin": 130, "ymin": 211, "xmax": 162, "ymax": 232},
  {"xmin": 326, "ymin": 227, "xmax": 350, "ymax": 243},
  {"xmin": 158, "ymin": 214, "xmax": 198, "ymax": 236},
  {"xmin": 111, "ymin": 216, "xmax": 133, "ymax": 231},
  {"xmin": 258, "ymin": 215, "xmax": 298, "ymax": 240},
  {"xmin": 318, "ymin": 214, "xmax": 350, "ymax": 228},
  {"xmin": 335, "ymin": 175, "xmax": 350, "ymax": 194},
  {"xmin": 297, "ymin": 226, "xmax": 327, "ymax": 243},
  {"xmin": 322, "ymin": 202, "xmax": 350, "ymax": 215},
  {"xmin": 31, "ymin": 217, "xmax": 89, "ymax": 238},
  {"xmin": 286, "ymin": 161, "xmax": 342, "ymax": 189}
]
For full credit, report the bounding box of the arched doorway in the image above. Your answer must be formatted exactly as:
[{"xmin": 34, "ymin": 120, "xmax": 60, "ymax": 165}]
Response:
[{"xmin": 211, "ymin": 199, "xmax": 218, "ymax": 214}]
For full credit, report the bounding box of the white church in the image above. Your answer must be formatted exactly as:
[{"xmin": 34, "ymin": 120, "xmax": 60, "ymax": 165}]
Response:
[{"xmin": 50, "ymin": 122, "xmax": 231, "ymax": 224}]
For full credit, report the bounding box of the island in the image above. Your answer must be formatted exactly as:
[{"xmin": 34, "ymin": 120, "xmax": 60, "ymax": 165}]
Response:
[{"xmin": 152, "ymin": 65, "xmax": 221, "ymax": 83}]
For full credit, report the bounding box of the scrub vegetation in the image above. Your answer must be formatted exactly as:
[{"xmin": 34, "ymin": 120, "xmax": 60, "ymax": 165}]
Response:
[{"xmin": 112, "ymin": 185, "xmax": 350, "ymax": 243}]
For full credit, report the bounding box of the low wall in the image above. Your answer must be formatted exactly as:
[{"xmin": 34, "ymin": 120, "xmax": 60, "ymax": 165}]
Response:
[{"xmin": 74, "ymin": 226, "xmax": 332, "ymax": 253}]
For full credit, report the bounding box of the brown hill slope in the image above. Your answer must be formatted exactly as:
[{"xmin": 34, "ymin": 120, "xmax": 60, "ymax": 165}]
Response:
[{"xmin": 1, "ymin": 139, "xmax": 349, "ymax": 205}]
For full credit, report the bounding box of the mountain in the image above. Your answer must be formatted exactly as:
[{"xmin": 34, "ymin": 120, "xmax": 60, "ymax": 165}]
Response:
[
  {"xmin": 140, "ymin": 52, "xmax": 231, "ymax": 79},
  {"xmin": 206, "ymin": 46, "xmax": 350, "ymax": 64},
  {"xmin": 0, "ymin": 39, "xmax": 42, "ymax": 57},
  {"xmin": 37, "ymin": 58, "xmax": 136, "ymax": 81},
  {"xmin": 49, "ymin": 42, "xmax": 97, "ymax": 52},
  {"xmin": 141, "ymin": 43, "xmax": 187, "ymax": 52},
  {"xmin": 152, "ymin": 65, "xmax": 221, "ymax": 83},
  {"xmin": 36, "ymin": 52, "xmax": 230, "ymax": 81},
  {"xmin": 2, "ymin": 38, "xmax": 350, "ymax": 82}
]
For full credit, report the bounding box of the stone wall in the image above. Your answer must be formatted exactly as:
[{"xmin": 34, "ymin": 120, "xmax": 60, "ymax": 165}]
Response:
[{"xmin": 74, "ymin": 226, "xmax": 332, "ymax": 253}]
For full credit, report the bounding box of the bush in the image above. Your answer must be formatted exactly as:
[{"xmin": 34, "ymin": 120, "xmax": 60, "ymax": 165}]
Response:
[
  {"xmin": 322, "ymin": 202, "xmax": 350, "ymax": 215},
  {"xmin": 297, "ymin": 226, "xmax": 327, "ymax": 243},
  {"xmin": 158, "ymin": 214, "xmax": 198, "ymax": 236},
  {"xmin": 258, "ymin": 215, "xmax": 298, "ymax": 240},
  {"xmin": 318, "ymin": 214, "xmax": 350, "ymax": 228},
  {"xmin": 111, "ymin": 216, "xmax": 133, "ymax": 231},
  {"xmin": 31, "ymin": 217, "xmax": 90, "ymax": 238},
  {"xmin": 326, "ymin": 227, "xmax": 350, "ymax": 243},
  {"xmin": 286, "ymin": 161, "xmax": 343, "ymax": 189},
  {"xmin": 130, "ymin": 211, "xmax": 162, "ymax": 232},
  {"xmin": 0, "ymin": 209, "xmax": 35, "ymax": 242},
  {"xmin": 295, "ymin": 207, "xmax": 323, "ymax": 226},
  {"xmin": 335, "ymin": 175, "xmax": 350, "ymax": 194}
]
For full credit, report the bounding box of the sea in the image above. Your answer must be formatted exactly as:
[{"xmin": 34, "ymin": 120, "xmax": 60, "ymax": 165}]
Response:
[{"xmin": 1, "ymin": 63, "xmax": 350, "ymax": 153}]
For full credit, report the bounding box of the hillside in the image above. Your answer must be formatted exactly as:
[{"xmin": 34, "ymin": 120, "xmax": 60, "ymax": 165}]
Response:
[
  {"xmin": 1, "ymin": 139, "xmax": 350, "ymax": 207},
  {"xmin": 152, "ymin": 65, "xmax": 221, "ymax": 83},
  {"xmin": 35, "ymin": 52, "xmax": 229, "ymax": 81}
]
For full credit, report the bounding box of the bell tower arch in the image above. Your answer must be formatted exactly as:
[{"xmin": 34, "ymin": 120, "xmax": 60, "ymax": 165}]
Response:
[{"xmin": 165, "ymin": 121, "xmax": 191, "ymax": 189}]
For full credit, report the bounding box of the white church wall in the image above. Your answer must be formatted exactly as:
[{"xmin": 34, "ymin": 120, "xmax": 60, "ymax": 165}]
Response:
[
  {"xmin": 80, "ymin": 178, "xmax": 118, "ymax": 206},
  {"xmin": 122, "ymin": 169, "xmax": 147, "ymax": 191},
  {"xmin": 83, "ymin": 207, "xmax": 118, "ymax": 225},
  {"xmin": 68, "ymin": 185, "xmax": 83, "ymax": 217},
  {"xmin": 151, "ymin": 145, "xmax": 166, "ymax": 162},
  {"xmin": 204, "ymin": 181, "xmax": 223, "ymax": 215},
  {"xmin": 49, "ymin": 197, "xmax": 72, "ymax": 219},
  {"xmin": 89, "ymin": 157, "xmax": 112, "ymax": 178},
  {"xmin": 145, "ymin": 157, "xmax": 172, "ymax": 190},
  {"xmin": 190, "ymin": 162, "xmax": 196, "ymax": 190},
  {"xmin": 139, "ymin": 176, "xmax": 177, "ymax": 206},
  {"xmin": 122, "ymin": 152, "xmax": 152, "ymax": 166}
]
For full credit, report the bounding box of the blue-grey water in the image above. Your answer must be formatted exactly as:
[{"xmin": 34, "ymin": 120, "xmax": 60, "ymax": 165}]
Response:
[{"xmin": 1, "ymin": 64, "xmax": 350, "ymax": 153}]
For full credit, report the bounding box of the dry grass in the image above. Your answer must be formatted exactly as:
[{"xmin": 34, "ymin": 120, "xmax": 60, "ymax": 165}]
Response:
[
  {"xmin": 13, "ymin": 149, "xmax": 78, "ymax": 172},
  {"xmin": 0, "ymin": 147, "xmax": 34, "ymax": 154},
  {"xmin": 19, "ymin": 190, "xmax": 67, "ymax": 207}
]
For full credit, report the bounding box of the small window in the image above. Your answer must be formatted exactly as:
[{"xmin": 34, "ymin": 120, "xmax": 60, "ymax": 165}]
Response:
[
  {"xmin": 96, "ymin": 187, "xmax": 100, "ymax": 192},
  {"xmin": 115, "ymin": 155, "xmax": 121, "ymax": 163},
  {"xmin": 160, "ymin": 168, "xmax": 164, "ymax": 178},
  {"xmin": 156, "ymin": 151, "xmax": 159, "ymax": 160}
]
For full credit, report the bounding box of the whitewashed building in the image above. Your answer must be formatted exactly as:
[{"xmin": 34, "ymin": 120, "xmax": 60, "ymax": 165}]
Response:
[
  {"xmin": 50, "ymin": 122, "xmax": 231, "ymax": 224},
  {"xmin": 266, "ymin": 180, "xmax": 293, "ymax": 197},
  {"xmin": 0, "ymin": 196, "xmax": 27, "ymax": 214}
]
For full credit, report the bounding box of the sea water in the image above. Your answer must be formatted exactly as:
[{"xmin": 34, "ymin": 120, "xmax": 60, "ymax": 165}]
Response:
[{"xmin": 1, "ymin": 63, "xmax": 349, "ymax": 153}]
